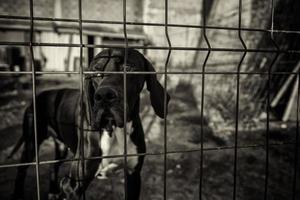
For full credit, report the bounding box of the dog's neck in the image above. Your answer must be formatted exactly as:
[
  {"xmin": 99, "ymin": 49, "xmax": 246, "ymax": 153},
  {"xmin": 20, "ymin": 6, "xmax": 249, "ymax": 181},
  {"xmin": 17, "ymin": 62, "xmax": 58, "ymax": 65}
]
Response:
[
  {"xmin": 96, "ymin": 120, "xmax": 138, "ymax": 179},
  {"xmin": 128, "ymin": 97, "xmax": 140, "ymax": 121}
]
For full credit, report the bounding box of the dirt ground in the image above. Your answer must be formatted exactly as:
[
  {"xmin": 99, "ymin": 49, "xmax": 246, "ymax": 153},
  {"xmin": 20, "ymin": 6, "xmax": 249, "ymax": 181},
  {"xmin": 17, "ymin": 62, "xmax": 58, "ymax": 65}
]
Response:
[{"xmin": 0, "ymin": 76, "xmax": 299, "ymax": 200}]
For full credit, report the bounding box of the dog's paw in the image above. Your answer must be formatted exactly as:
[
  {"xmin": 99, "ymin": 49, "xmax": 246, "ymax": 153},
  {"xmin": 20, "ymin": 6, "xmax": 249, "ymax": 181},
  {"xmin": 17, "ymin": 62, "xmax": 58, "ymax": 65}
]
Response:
[
  {"xmin": 96, "ymin": 173, "xmax": 108, "ymax": 180},
  {"xmin": 48, "ymin": 193, "xmax": 60, "ymax": 200},
  {"xmin": 10, "ymin": 192, "xmax": 25, "ymax": 200},
  {"xmin": 95, "ymin": 163, "xmax": 119, "ymax": 180},
  {"xmin": 10, "ymin": 196, "xmax": 24, "ymax": 200}
]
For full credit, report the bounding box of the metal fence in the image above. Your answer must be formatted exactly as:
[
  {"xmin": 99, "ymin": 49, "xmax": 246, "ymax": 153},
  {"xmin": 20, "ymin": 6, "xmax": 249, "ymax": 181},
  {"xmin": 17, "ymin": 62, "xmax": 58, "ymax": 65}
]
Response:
[{"xmin": 0, "ymin": 0, "xmax": 299, "ymax": 200}]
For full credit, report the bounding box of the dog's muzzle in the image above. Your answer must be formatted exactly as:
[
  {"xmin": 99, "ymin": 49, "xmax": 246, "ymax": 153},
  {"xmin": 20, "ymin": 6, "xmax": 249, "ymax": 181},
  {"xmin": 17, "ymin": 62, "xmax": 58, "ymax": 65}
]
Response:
[
  {"xmin": 99, "ymin": 112, "xmax": 115, "ymax": 135},
  {"xmin": 92, "ymin": 87, "xmax": 124, "ymax": 133},
  {"xmin": 94, "ymin": 87, "xmax": 118, "ymax": 104}
]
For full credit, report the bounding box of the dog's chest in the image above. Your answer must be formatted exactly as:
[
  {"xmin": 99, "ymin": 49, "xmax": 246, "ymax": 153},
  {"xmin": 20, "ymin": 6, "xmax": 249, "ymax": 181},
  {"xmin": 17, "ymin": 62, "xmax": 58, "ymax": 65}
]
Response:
[{"xmin": 96, "ymin": 122, "xmax": 138, "ymax": 178}]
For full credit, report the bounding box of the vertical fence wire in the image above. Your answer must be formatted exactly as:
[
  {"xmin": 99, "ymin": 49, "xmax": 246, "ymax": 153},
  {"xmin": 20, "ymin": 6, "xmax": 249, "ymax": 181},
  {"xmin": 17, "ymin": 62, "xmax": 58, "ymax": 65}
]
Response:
[
  {"xmin": 199, "ymin": 0, "xmax": 211, "ymax": 199},
  {"xmin": 123, "ymin": 0, "xmax": 129, "ymax": 199},
  {"xmin": 78, "ymin": 0, "xmax": 86, "ymax": 199},
  {"xmin": 163, "ymin": 0, "xmax": 172, "ymax": 199},
  {"xmin": 29, "ymin": 0, "xmax": 41, "ymax": 199},
  {"xmin": 233, "ymin": 0, "xmax": 247, "ymax": 199},
  {"xmin": 264, "ymin": 0, "xmax": 280, "ymax": 199},
  {"xmin": 292, "ymin": 72, "xmax": 300, "ymax": 200}
]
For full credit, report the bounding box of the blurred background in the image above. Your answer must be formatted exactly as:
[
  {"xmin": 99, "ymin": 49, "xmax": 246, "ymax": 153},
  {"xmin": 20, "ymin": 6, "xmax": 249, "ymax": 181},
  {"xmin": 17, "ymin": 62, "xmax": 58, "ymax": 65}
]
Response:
[{"xmin": 0, "ymin": 0, "xmax": 299, "ymax": 199}]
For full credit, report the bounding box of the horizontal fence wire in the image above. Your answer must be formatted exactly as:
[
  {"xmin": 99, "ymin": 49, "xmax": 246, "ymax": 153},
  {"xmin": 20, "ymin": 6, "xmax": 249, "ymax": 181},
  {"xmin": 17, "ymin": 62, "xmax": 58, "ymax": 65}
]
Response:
[
  {"xmin": 0, "ymin": 14, "xmax": 300, "ymax": 35},
  {"xmin": 0, "ymin": 42, "xmax": 299, "ymax": 54},
  {"xmin": 0, "ymin": 141, "xmax": 296, "ymax": 169},
  {"xmin": 1, "ymin": 71, "xmax": 300, "ymax": 75}
]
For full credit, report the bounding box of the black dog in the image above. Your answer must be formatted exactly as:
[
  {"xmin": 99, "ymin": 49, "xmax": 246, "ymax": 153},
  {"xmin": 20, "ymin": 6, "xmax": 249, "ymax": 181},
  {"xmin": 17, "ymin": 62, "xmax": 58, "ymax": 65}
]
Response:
[{"xmin": 9, "ymin": 48, "xmax": 170, "ymax": 200}]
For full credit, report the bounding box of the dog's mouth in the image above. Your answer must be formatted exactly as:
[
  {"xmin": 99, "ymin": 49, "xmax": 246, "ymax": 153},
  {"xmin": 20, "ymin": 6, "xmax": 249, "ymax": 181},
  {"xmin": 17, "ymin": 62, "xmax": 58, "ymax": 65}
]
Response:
[
  {"xmin": 100, "ymin": 112, "xmax": 116, "ymax": 133},
  {"xmin": 92, "ymin": 108, "xmax": 124, "ymax": 133}
]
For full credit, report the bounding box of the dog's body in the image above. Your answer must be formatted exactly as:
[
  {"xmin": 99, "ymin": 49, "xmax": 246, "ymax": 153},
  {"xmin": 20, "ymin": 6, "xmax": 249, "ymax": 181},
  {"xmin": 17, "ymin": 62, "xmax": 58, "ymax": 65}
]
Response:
[{"xmin": 10, "ymin": 49, "xmax": 169, "ymax": 200}]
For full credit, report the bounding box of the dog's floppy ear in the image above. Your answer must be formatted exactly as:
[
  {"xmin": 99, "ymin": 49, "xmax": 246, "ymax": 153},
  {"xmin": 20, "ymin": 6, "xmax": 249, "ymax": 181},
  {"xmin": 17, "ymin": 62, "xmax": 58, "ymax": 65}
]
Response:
[
  {"xmin": 84, "ymin": 78, "xmax": 95, "ymax": 125},
  {"xmin": 144, "ymin": 56, "xmax": 170, "ymax": 118}
]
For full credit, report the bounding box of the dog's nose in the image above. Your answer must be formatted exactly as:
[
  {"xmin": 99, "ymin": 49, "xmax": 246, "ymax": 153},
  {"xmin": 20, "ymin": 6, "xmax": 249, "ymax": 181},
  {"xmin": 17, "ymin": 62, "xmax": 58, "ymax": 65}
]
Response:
[{"xmin": 95, "ymin": 87, "xmax": 118, "ymax": 103}]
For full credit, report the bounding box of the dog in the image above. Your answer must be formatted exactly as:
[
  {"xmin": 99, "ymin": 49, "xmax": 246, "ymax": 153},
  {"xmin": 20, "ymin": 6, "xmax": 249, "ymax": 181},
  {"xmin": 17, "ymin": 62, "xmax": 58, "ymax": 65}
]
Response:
[{"xmin": 9, "ymin": 48, "xmax": 170, "ymax": 200}]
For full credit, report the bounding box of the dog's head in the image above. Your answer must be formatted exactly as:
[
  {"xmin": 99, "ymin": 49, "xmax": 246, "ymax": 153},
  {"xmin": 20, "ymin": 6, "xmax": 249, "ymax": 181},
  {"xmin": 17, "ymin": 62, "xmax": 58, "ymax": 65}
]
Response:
[{"xmin": 85, "ymin": 48, "xmax": 170, "ymax": 131}]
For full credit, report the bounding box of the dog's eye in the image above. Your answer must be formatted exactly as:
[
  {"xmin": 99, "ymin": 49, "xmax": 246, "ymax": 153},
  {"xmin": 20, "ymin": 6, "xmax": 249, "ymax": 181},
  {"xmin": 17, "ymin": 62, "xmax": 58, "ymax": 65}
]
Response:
[
  {"xmin": 94, "ymin": 73, "xmax": 104, "ymax": 79},
  {"xmin": 92, "ymin": 80, "xmax": 98, "ymax": 88},
  {"xmin": 115, "ymin": 57, "xmax": 123, "ymax": 64},
  {"xmin": 121, "ymin": 65, "xmax": 133, "ymax": 71}
]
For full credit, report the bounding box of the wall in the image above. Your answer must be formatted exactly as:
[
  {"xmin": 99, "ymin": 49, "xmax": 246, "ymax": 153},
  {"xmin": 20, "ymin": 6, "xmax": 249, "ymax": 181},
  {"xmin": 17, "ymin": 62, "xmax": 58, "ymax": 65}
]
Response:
[
  {"xmin": 0, "ymin": 0, "xmax": 142, "ymax": 31},
  {"xmin": 0, "ymin": 0, "xmax": 53, "ymax": 17},
  {"xmin": 0, "ymin": 0, "xmax": 270, "ymax": 72},
  {"xmin": 0, "ymin": 0, "xmax": 145, "ymax": 72},
  {"xmin": 143, "ymin": 0, "xmax": 201, "ymax": 68}
]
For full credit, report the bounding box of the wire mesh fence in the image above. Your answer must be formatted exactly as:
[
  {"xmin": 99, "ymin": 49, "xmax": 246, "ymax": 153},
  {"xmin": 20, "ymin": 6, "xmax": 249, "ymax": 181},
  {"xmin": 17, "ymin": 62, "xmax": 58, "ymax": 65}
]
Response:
[{"xmin": 0, "ymin": 0, "xmax": 299, "ymax": 200}]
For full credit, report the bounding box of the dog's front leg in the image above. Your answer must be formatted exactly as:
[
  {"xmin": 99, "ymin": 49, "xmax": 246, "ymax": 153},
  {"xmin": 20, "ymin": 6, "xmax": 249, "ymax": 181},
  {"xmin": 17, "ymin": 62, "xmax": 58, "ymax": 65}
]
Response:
[
  {"xmin": 60, "ymin": 132, "xmax": 101, "ymax": 200},
  {"xmin": 127, "ymin": 170, "xmax": 142, "ymax": 200}
]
